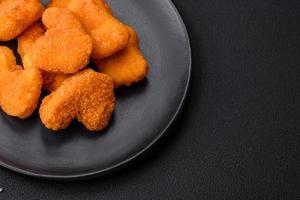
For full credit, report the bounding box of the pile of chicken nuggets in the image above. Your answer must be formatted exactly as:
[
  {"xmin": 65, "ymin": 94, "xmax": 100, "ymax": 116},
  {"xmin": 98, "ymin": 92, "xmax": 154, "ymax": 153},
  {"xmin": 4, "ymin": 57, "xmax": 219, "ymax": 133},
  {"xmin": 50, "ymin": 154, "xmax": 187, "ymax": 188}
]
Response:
[{"xmin": 0, "ymin": 0, "xmax": 148, "ymax": 131}]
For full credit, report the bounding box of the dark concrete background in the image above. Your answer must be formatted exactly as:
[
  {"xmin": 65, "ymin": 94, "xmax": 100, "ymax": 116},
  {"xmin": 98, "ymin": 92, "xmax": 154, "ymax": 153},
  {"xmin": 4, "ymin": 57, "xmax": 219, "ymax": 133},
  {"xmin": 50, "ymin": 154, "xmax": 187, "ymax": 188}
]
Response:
[{"xmin": 0, "ymin": 0, "xmax": 299, "ymax": 199}]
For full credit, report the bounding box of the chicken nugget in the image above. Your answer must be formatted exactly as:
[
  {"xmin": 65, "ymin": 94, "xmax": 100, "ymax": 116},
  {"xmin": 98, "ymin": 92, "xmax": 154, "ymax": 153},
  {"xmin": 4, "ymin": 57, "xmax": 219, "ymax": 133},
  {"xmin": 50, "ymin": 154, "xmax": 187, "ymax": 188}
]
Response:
[
  {"xmin": 94, "ymin": 27, "xmax": 148, "ymax": 87},
  {"xmin": 18, "ymin": 22, "xmax": 68, "ymax": 91},
  {"xmin": 23, "ymin": 8, "xmax": 93, "ymax": 74},
  {"xmin": 39, "ymin": 69, "xmax": 116, "ymax": 131},
  {"xmin": 0, "ymin": 46, "xmax": 42, "ymax": 119},
  {"xmin": 0, "ymin": 0, "xmax": 44, "ymax": 41},
  {"xmin": 49, "ymin": 0, "xmax": 130, "ymax": 59}
]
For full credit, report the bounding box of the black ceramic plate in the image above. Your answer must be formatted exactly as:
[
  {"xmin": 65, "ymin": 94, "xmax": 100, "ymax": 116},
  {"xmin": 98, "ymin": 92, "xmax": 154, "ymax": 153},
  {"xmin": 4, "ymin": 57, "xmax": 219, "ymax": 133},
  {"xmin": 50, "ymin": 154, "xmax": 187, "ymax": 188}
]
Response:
[{"xmin": 0, "ymin": 0, "xmax": 191, "ymax": 180}]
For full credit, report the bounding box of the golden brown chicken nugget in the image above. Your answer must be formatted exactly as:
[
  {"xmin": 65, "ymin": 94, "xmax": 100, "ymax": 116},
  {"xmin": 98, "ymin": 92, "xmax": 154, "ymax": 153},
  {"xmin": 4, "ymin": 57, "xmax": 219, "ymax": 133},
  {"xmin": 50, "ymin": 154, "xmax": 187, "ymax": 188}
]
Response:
[
  {"xmin": 49, "ymin": 0, "xmax": 129, "ymax": 59},
  {"xmin": 0, "ymin": 46, "xmax": 42, "ymax": 119},
  {"xmin": 94, "ymin": 27, "xmax": 148, "ymax": 87},
  {"xmin": 39, "ymin": 69, "xmax": 115, "ymax": 131},
  {"xmin": 23, "ymin": 8, "xmax": 93, "ymax": 74},
  {"xmin": 0, "ymin": 0, "xmax": 44, "ymax": 41},
  {"xmin": 18, "ymin": 22, "xmax": 69, "ymax": 92}
]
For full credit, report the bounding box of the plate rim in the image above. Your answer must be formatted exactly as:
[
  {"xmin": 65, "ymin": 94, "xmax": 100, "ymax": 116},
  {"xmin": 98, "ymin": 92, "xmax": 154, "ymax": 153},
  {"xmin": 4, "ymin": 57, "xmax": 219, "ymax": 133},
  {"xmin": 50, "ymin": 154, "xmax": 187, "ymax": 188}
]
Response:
[{"xmin": 0, "ymin": 0, "xmax": 192, "ymax": 180}]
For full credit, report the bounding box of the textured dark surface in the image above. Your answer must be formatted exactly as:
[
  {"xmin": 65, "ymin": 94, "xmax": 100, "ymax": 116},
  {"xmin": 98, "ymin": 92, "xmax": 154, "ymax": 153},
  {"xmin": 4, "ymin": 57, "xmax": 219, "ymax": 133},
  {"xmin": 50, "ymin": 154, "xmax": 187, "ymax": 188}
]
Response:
[{"xmin": 1, "ymin": 0, "xmax": 300, "ymax": 199}]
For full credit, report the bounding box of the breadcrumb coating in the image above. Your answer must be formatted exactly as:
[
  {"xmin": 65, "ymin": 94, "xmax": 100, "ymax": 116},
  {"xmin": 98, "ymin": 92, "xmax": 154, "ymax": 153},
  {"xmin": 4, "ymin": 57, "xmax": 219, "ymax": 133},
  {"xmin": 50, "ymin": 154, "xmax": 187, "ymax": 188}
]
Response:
[
  {"xmin": 42, "ymin": 71, "xmax": 69, "ymax": 92},
  {"xmin": 17, "ymin": 22, "xmax": 45, "ymax": 59},
  {"xmin": 0, "ymin": 46, "xmax": 42, "ymax": 119},
  {"xmin": 18, "ymin": 23, "xmax": 69, "ymax": 92},
  {"xmin": 0, "ymin": 0, "xmax": 44, "ymax": 41},
  {"xmin": 49, "ymin": 0, "xmax": 129, "ymax": 59},
  {"xmin": 39, "ymin": 69, "xmax": 116, "ymax": 131},
  {"xmin": 94, "ymin": 27, "xmax": 148, "ymax": 87},
  {"xmin": 23, "ymin": 8, "xmax": 93, "ymax": 74}
]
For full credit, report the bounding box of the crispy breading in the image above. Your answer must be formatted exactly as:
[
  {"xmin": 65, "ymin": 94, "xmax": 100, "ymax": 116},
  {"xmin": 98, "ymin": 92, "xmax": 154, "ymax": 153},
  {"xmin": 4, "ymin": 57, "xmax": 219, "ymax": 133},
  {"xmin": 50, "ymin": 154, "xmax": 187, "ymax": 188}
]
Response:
[
  {"xmin": 39, "ymin": 69, "xmax": 116, "ymax": 131},
  {"xmin": 0, "ymin": 46, "xmax": 18, "ymax": 71},
  {"xmin": 94, "ymin": 27, "xmax": 148, "ymax": 87},
  {"xmin": 23, "ymin": 8, "xmax": 93, "ymax": 74},
  {"xmin": 0, "ymin": 46, "xmax": 42, "ymax": 119},
  {"xmin": 49, "ymin": 0, "xmax": 129, "ymax": 59},
  {"xmin": 0, "ymin": 0, "xmax": 44, "ymax": 41},
  {"xmin": 42, "ymin": 71, "xmax": 69, "ymax": 92},
  {"xmin": 103, "ymin": 1, "xmax": 113, "ymax": 14},
  {"xmin": 47, "ymin": 0, "xmax": 71, "ymax": 8},
  {"xmin": 17, "ymin": 22, "xmax": 45, "ymax": 59},
  {"xmin": 18, "ymin": 22, "xmax": 69, "ymax": 91}
]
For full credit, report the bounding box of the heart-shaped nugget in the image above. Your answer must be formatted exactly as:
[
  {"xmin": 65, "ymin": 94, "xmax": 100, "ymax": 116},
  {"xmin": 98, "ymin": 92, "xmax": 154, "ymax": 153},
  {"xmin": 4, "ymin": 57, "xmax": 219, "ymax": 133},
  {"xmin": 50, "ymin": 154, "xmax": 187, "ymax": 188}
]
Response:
[
  {"xmin": 0, "ymin": 0, "xmax": 44, "ymax": 41},
  {"xmin": 39, "ymin": 69, "xmax": 116, "ymax": 131},
  {"xmin": 49, "ymin": 0, "xmax": 130, "ymax": 59},
  {"xmin": 23, "ymin": 8, "xmax": 93, "ymax": 74},
  {"xmin": 0, "ymin": 46, "xmax": 42, "ymax": 119},
  {"xmin": 18, "ymin": 22, "xmax": 69, "ymax": 92}
]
